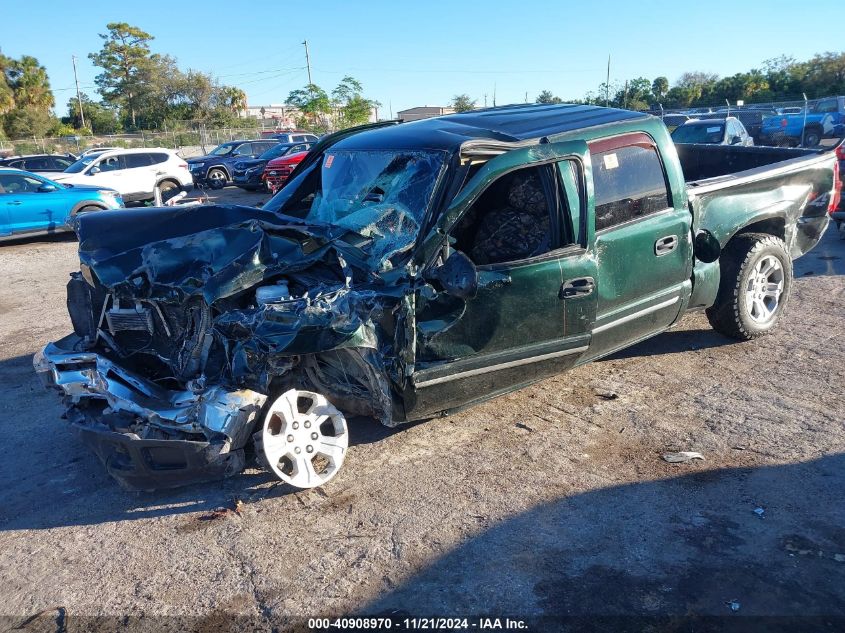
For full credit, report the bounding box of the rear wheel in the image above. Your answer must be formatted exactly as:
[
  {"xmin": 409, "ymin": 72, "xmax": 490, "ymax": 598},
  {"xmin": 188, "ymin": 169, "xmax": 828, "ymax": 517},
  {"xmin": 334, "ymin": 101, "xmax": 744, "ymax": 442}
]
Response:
[
  {"xmin": 156, "ymin": 180, "xmax": 180, "ymax": 203},
  {"xmin": 803, "ymin": 127, "xmax": 822, "ymax": 147},
  {"xmin": 706, "ymin": 233, "xmax": 792, "ymax": 340}
]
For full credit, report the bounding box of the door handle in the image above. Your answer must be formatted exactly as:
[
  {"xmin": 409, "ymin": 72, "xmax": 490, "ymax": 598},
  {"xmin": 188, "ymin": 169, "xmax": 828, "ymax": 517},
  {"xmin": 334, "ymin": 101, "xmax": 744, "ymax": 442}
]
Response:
[
  {"xmin": 560, "ymin": 276, "xmax": 595, "ymax": 299},
  {"xmin": 7, "ymin": 201, "xmax": 22, "ymax": 206},
  {"xmin": 655, "ymin": 235, "xmax": 678, "ymax": 256}
]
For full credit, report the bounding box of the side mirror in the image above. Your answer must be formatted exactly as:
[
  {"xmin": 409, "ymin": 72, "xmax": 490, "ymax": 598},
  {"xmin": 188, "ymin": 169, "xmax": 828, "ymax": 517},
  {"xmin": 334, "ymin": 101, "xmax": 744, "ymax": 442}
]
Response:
[
  {"xmin": 694, "ymin": 230, "xmax": 721, "ymax": 263},
  {"xmin": 88, "ymin": 166, "xmax": 100, "ymax": 175},
  {"xmin": 430, "ymin": 250, "xmax": 478, "ymax": 299},
  {"xmin": 37, "ymin": 183, "xmax": 58, "ymax": 193}
]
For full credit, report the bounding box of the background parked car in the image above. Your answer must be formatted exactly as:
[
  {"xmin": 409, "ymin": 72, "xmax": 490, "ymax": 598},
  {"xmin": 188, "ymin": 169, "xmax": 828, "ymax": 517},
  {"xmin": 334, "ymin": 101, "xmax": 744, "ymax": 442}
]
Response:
[
  {"xmin": 691, "ymin": 110, "xmax": 776, "ymax": 145},
  {"xmin": 0, "ymin": 154, "xmax": 76, "ymax": 173},
  {"xmin": 233, "ymin": 142, "xmax": 313, "ymax": 191},
  {"xmin": 260, "ymin": 130, "xmax": 320, "ymax": 144},
  {"xmin": 263, "ymin": 149, "xmax": 310, "ymax": 192},
  {"xmin": 187, "ymin": 140, "xmax": 278, "ymax": 188},
  {"xmin": 660, "ymin": 114, "xmax": 695, "ymax": 131},
  {"xmin": 670, "ymin": 117, "xmax": 754, "ymax": 146},
  {"xmin": 0, "ymin": 168, "xmax": 122, "ymax": 240},
  {"xmin": 51, "ymin": 148, "xmax": 192, "ymax": 204}
]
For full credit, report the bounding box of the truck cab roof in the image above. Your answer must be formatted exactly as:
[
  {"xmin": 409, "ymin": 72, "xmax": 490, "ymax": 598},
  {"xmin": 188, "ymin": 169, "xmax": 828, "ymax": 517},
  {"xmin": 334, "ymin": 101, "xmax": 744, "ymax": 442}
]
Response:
[{"xmin": 333, "ymin": 103, "xmax": 651, "ymax": 152}]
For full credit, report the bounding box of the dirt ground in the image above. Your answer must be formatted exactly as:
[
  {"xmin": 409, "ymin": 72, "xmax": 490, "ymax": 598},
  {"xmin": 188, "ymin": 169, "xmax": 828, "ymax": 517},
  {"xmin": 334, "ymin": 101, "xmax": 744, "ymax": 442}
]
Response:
[{"xmin": 0, "ymin": 188, "xmax": 843, "ymax": 631}]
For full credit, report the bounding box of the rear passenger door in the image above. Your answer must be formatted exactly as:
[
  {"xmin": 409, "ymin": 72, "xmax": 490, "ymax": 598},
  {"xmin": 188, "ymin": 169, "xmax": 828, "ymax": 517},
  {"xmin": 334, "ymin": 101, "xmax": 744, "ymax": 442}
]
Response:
[
  {"xmin": 122, "ymin": 153, "xmax": 158, "ymax": 199},
  {"xmin": 583, "ymin": 133, "xmax": 692, "ymax": 361}
]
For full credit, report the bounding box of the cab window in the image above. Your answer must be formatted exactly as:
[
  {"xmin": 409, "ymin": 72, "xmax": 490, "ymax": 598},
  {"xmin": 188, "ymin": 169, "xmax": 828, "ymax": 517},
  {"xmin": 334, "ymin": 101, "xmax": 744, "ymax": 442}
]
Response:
[
  {"xmin": 451, "ymin": 163, "xmax": 578, "ymax": 266},
  {"xmin": 590, "ymin": 143, "xmax": 671, "ymax": 231}
]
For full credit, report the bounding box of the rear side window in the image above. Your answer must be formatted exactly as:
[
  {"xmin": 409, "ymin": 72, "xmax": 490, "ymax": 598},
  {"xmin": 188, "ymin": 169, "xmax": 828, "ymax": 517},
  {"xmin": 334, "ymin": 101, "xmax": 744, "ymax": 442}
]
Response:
[
  {"xmin": 124, "ymin": 153, "xmax": 152, "ymax": 168},
  {"xmin": 52, "ymin": 157, "xmax": 73, "ymax": 169},
  {"xmin": 590, "ymin": 144, "xmax": 671, "ymax": 231},
  {"xmin": 149, "ymin": 153, "xmax": 169, "ymax": 165},
  {"xmin": 24, "ymin": 157, "xmax": 50, "ymax": 170}
]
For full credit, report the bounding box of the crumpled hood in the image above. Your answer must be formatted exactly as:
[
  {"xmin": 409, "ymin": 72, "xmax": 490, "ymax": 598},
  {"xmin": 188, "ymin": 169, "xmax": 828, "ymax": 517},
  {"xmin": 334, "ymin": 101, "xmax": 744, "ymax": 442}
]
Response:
[{"xmin": 75, "ymin": 204, "xmax": 376, "ymax": 304}]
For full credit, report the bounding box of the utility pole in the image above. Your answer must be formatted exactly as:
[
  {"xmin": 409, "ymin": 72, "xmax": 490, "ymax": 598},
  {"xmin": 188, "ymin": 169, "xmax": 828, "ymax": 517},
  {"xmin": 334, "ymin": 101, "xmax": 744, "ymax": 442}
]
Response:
[
  {"xmin": 493, "ymin": 83, "xmax": 496, "ymax": 107},
  {"xmin": 302, "ymin": 40, "xmax": 313, "ymax": 86},
  {"xmin": 605, "ymin": 54, "xmax": 611, "ymax": 107},
  {"xmin": 72, "ymin": 55, "xmax": 85, "ymax": 130}
]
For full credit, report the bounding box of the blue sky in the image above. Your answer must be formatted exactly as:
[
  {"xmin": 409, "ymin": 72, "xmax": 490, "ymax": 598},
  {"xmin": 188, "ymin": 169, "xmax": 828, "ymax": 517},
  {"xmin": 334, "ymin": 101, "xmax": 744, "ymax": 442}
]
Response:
[{"xmin": 1, "ymin": 0, "xmax": 840, "ymax": 116}]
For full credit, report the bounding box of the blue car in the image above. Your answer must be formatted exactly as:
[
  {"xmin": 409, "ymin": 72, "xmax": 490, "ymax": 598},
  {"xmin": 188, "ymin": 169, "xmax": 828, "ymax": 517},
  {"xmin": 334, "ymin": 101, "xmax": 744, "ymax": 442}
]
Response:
[
  {"xmin": 0, "ymin": 168, "xmax": 123, "ymax": 241},
  {"xmin": 186, "ymin": 139, "xmax": 279, "ymax": 188}
]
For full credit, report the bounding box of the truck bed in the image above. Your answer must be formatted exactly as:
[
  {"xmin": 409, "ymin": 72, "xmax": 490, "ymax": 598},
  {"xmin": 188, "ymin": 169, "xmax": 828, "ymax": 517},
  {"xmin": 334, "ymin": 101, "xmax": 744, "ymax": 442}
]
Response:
[
  {"xmin": 676, "ymin": 143, "xmax": 835, "ymax": 261},
  {"xmin": 676, "ymin": 143, "xmax": 822, "ymax": 186}
]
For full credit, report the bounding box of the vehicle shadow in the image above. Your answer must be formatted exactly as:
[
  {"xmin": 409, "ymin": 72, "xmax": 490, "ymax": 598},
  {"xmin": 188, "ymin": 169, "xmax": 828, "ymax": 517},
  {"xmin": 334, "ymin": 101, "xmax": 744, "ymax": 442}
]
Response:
[
  {"xmin": 0, "ymin": 352, "xmax": 402, "ymax": 532},
  {"xmin": 604, "ymin": 324, "xmax": 734, "ymax": 361},
  {"xmin": 0, "ymin": 231, "xmax": 76, "ymax": 247},
  {"xmin": 359, "ymin": 454, "xmax": 845, "ymax": 626}
]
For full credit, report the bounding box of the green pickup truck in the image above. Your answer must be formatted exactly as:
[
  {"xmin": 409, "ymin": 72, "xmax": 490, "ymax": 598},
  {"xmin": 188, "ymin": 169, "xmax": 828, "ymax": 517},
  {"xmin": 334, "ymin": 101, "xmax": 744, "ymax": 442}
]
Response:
[{"xmin": 35, "ymin": 104, "xmax": 838, "ymax": 491}]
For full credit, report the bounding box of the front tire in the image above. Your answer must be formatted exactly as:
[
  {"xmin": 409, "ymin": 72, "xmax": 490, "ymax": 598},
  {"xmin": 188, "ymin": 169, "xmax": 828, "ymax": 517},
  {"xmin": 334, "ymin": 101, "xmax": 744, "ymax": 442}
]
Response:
[
  {"xmin": 206, "ymin": 168, "xmax": 227, "ymax": 189},
  {"xmin": 706, "ymin": 233, "xmax": 793, "ymax": 340},
  {"xmin": 802, "ymin": 127, "xmax": 822, "ymax": 147}
]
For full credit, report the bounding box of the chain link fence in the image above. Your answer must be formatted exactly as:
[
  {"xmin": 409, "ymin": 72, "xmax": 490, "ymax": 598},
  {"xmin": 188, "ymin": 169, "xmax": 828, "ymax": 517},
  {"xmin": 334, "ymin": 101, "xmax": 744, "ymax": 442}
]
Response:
[{"xmin": 0, "ymin": 124, "xmax": 296, "ymax": 159}]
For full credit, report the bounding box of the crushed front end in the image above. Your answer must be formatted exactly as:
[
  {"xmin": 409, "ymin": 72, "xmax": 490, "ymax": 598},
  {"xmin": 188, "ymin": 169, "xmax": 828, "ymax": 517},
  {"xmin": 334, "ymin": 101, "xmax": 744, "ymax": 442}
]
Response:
[{"xmin": 35, "ymin": 203, "xmax": 415, "ymax": 490}]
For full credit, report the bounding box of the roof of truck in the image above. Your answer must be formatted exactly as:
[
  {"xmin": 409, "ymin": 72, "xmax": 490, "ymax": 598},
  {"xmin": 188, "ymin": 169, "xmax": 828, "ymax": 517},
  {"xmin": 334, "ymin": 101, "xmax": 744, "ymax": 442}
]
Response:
[{"xmin": 334, "ymin": 103, "xmax": 651, "ymax": 151}]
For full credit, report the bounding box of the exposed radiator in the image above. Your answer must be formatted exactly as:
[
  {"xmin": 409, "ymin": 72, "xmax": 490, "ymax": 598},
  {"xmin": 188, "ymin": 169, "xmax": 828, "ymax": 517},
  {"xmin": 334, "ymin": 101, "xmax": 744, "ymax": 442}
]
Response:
[{"xmin": 106, "ymin": 306, "xmax": 154, "ymax": 334}]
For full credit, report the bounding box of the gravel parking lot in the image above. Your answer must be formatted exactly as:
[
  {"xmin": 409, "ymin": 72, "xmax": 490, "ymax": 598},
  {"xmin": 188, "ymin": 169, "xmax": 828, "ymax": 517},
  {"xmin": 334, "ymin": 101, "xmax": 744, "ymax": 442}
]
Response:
[{"xmin": 0, "ymin": 188, "xmax": 843, "ymax": 630}]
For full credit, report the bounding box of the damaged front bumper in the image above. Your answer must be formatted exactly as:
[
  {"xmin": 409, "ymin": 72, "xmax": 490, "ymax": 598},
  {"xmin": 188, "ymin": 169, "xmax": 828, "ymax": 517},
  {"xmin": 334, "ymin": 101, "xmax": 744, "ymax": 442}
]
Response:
[{"xmin": 34, "ymin": 334, "xmax": 267, "ymax": 490}]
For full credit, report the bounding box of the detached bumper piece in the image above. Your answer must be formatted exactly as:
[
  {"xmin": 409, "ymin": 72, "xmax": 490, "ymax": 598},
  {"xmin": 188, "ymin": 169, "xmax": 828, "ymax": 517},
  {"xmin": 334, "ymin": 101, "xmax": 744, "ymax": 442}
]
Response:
[{"xmin": 34, "ymin": 334, "xmax": 267, "ymax": 491}]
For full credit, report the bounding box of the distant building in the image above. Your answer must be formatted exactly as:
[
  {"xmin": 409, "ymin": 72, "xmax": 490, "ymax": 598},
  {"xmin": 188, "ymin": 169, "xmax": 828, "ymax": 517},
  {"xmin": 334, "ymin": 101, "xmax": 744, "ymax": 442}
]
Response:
[
  {"xmin": 396, "ymin": 106, "xmax": 455, "ymax": 122},
  {"xmin": 241, "ymin": 104, "xmax": 301, "ymax": 128}
]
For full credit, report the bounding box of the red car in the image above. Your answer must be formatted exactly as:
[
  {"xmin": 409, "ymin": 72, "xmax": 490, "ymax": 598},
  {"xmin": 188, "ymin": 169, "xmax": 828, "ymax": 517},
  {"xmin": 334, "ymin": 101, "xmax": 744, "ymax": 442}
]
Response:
[{"xmin": 263, "ymin": 150, "xmax": 309, "ymax": 193}]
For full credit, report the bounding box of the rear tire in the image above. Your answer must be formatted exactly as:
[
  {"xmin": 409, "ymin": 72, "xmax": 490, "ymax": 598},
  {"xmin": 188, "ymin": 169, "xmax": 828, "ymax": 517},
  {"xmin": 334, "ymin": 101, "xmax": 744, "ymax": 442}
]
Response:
[
  {"xmin": 803, "ymin": 127, "xmax": 822, "ymax": 147},
  {"xmin": 706, "ymin": 233, "xmax": 792, "ymax": 340},
  {"xmin": 156, "ymin": 180, "xmax": 180, "ymax": 203}
]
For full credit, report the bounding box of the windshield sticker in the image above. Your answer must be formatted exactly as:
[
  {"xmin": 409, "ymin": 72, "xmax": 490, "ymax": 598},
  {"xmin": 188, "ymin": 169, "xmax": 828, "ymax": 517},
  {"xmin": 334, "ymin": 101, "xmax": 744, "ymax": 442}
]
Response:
[
  {"xmin": 325, "ymin": 154, "xmax": 335, "ymax": 169},
  {"xmin": 603, "ymin": 153, "xmax": 619, "ymax": 170},
  {"xmin": 707, "ymin": 127, "xmax": 721, "ymax": 133}
]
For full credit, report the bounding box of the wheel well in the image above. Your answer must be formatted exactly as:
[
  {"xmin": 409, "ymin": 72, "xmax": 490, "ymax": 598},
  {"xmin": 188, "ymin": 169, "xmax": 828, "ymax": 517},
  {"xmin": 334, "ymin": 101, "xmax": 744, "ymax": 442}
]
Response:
[
  {"xmin": 734, "ymin": 217, "xmax": 786, "ymax": 242},
  {"xmin": 206, "ymin": 165, "xmax": 229, "ymax": 178},
  {"xmin": 156, "ymin": 178, "xmax": 180, "ymax": 189},
  {"xmin": 71, "ymin": 202, "xmax": 106, "ymax": 216}
]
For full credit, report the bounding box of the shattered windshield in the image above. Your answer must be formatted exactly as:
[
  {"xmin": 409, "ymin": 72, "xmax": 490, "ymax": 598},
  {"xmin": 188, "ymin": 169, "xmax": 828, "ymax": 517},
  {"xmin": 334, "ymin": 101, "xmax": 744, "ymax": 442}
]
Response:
[{"xmin": 265, "ymin": 149, "xmax": 446, "ymax": 266}]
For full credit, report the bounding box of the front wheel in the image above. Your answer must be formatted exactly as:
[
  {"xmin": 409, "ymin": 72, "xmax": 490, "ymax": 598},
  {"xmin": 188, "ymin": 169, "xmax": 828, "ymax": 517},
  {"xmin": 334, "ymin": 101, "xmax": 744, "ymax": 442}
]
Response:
[
  {"xmin": 206, "ymin": 168, "xmax": 227, "ymax": 189},
  {"xmin": 706, "ymin": 233, "xmax": 793, "ymax": 340}
]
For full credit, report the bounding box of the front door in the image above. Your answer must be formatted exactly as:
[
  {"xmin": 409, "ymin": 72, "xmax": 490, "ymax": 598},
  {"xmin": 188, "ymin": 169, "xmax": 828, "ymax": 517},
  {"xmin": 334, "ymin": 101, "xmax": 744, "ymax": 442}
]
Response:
[
  {"xmin": 406, "ymin": 141, "xmax": 597, "ymax": 419},
  {"xmin": 583, "ymin": 133, "xmax": 692, "ymax": 361}
]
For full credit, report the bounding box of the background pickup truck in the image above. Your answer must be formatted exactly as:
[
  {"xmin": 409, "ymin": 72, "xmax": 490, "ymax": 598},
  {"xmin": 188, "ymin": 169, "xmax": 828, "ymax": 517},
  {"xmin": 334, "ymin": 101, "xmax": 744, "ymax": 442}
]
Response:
[
  {"xmin": 35, "ymin": 104, "xmax": 838, "ymax": 492},
  {"xmin": 760, "ymin": 95, "xmax": 845, "ymax": 147}
]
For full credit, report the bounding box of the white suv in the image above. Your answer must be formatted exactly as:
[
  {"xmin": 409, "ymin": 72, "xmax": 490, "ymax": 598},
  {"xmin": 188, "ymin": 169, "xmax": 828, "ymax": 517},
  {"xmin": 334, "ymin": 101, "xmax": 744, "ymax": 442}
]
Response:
[{"xmin": 53, "ymin": 148, "xmax": 193, "ymax": 203}]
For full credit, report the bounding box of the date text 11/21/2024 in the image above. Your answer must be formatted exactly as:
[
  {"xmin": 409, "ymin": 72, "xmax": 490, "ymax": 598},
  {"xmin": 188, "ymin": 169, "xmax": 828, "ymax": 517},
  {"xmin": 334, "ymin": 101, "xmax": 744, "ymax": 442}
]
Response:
[{"xmin": 308, "ymin": 617, "xmax": 529, "ymax": 630}]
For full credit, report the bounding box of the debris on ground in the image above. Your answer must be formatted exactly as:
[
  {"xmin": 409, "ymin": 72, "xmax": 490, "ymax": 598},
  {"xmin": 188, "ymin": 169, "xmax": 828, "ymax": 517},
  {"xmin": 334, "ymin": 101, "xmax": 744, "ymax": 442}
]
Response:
[
  {"xmin": 754, "ymin": 507, "xmax": 766, "ymax": 518},
  {"xmin": 594, "ymin": 389, "xmax": 619, "ymax": 400},
  {"xmin": 726, "ymin": 599, "xmax": 741, "ymax": 612},
  {"xmin": 200, "ymin": 498, "xmax": 245, "ymax": 521},
  {"xmin": 662, "ymin": 451, "xmax": 705, "ymax": 463},
  {"xmin": 515, "ymin": 422, "xmax": 534, "ymax": 432}
]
